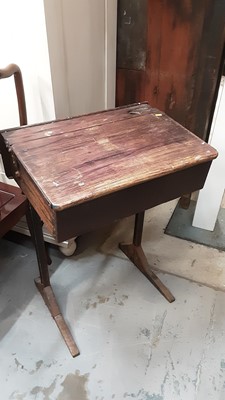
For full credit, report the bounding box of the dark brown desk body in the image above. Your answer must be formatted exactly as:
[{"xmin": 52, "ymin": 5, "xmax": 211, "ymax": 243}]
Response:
[{"xmin": 0, "ymin": 103, "xmax": 217, "ymax": 356}]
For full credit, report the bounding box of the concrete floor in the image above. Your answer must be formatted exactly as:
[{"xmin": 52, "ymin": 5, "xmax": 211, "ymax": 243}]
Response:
[{"xmin": 1, "ymin": 200, "xmax": 225, "ymax": 400}]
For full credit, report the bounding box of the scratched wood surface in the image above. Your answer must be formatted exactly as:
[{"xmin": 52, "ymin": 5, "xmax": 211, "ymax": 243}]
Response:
[{"xmin": 1, "ymin": 103, "xmax": 217, "ymax": 212}]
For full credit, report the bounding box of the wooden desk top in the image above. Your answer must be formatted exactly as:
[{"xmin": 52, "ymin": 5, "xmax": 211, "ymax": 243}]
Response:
[{"xmin": 1, "ymin": 103, "xmax": 217, "ymax": 211}]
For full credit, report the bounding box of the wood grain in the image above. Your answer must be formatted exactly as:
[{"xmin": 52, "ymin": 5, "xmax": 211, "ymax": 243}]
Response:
[
  {"xmin": 116, "ymin": 0, "xmax": 225, "ymax": 140},
  {"xmin": 1, "ymin": 103, "xmax": 217, "ymax": 216},
  {"xmin": 55, "ymin": 162, "xmax": 211, "ymax": 242},
  {"xmin": 0, "ymin": 182, "xmax": 27, "ymax": 238}
]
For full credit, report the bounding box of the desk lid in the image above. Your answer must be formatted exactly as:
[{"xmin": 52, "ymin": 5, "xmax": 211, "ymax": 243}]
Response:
[{"xmin": 0, "ymin": 103, "xmax": 218, "ymax": 210}]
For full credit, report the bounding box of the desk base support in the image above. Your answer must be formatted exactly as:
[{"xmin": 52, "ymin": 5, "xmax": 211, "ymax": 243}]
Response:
[
  {"xmin": 35, "ymin": 278, "xmax": 79, "ymax": 357},
  {"xmin": 119, "ymin": 212, "xmax": 175, "ymax": 303},
  {"xmin": 28, "ymin": 204, "xmax": 79, "ymax": 357}
]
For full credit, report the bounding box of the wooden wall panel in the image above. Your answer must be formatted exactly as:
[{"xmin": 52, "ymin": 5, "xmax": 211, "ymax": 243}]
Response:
[
  {"xmin": 146, "ymin": 1, "xmax": 206, "ymax": 128},
  {"xmin": 188, "ymin": 0, "xmax": 225, "ymax": 139},
  {"xmin": 117, "ymin": 0, "xmax": 148, "ymax": 70},
  {"xmin": 116, "ymin": 69, "xmax": 146, "ymax": 106},
  {"xmin": 116, "ymin": 0, "xmax": 225, "ymax": 140}
]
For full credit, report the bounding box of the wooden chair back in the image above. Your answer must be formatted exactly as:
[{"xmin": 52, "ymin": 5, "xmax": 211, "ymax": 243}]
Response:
[{"xmin": 0, "ymin": 64, "xmax": 27, "ymax": 237}]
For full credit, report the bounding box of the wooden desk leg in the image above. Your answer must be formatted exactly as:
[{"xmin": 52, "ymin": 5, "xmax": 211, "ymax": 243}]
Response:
[
  {"xmin": 27, "ymin": 203, "xmax": 80, "ymax": 357},
  {"xmin": 119, "ymin": 212, "xmax": 175, "ymax": 303},
  {"xmin": 179, "ymin": 193, "xmax": 192, "ymax": 209}
]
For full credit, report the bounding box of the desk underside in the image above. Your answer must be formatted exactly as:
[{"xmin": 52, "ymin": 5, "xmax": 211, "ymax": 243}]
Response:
[{"xmin": 17, "ymin": 160, "xmax": 211, "ymax": 242}]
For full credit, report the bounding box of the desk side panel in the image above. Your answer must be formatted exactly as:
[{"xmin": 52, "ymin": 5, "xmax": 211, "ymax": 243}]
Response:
[
  {"xmin": 55, "ymin": 161, "xmax": 211, "ymax": 242},
  {"xmin": 16, "ymin": 163, "xmax": 55, "ymax": 236}
]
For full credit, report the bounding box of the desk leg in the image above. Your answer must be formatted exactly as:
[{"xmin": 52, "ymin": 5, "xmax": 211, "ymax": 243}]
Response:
[
  {"xmin": 119, "ymin": 212, "xmax": 175, "ymax": 303},
  {"xmin": 179, "ymin": 193, "xmax": 191, "ymax": 209},
  {"xmin": 27, "ymin": 203, "xmax": 80, "ymax": 357}
]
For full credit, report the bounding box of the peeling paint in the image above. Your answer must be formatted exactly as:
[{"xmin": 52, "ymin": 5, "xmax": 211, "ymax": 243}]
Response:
[
  {"xmin": 9, "ymin": 392, "xmax": 27, "ymax": 400},
  {"xmin": 167, "ymin": 351, "xmax": 175, "ymax": 371},
  {"xmin": 14, "ymin": 358, "xmax": 27, "ymax": 371},
  {"xmin": 57, "ymin": 371, "xmax": 89, "ymax": 400},
  {"xmin": 140, "ymin": 328, "xmax": 151, "ymax": 339},
  {"xmin": 85, "ymin": 293, "xmax": 128, "ymax": 310},
  {"xmin": 173, "ymin": 380, "xmax": 180, "ymax": 396},
  {"xmin": 124, "ymin": 390, "xmax": 163, "ymax": 399},
  {"xmin": 145, "ymin": 311, "xmax": 167, "ymax": 373},
  {"xmin": 29, "ymin": 360, "xmax": 44, "ymax": 375},
  {"xmin": 30, "ymin": 379, "xmax": 57, "ymax": 400},
  {"xmin": 86, "ymin": 295, "xmax": 110, "ymax": 309},
  {"xmin": 160, "ymin": 371, "xmax": 169, "ymax": 396},
  {"xmin": 114, "ymin": 294, "xmax": 129, "ymax": 306},
  {"xmin": 152, "ymin": 311, "xmax": 167, "ymax": 347}
]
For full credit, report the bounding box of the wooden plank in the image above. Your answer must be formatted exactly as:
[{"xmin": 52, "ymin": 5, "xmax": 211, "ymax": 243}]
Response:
[
  {"xmin": 116, "ymin": 69, "xmax": 146, "ymax": 106},
  {"xmin": 1, "ymin": 103, "xmax": 150, "ymax": 144},
  {"xmin": 0, "ymin": 182, "xmax": 27, "ymax": 238},
  {"xmin": 116, "ymin": 0, "xmax": 225, "ymax": 139},
  {"xmin": 55, "ymin": 162, "xmax": 212, "ymax": 242},
  {"xmin": 188, "ymin": 0, "xmax": 225, "ymax": 139},
  {"xmin": 0, "ymin": 190, "xmax": 14, "ymax": 207},
  {"xmin": 147, "ymin": 1, "xmax": 206, "ymax": 127},
  {"xmin": 2, "ymin": 104, "xmax": 217, "ymax": 212},
  {"xmin": 117, "ymin": 0, "xmax": 148, "ymax": 70}
]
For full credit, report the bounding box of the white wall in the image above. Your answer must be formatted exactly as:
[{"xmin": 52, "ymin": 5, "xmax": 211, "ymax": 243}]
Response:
[
  {"xmin": 0, "ymin": 0, "xmax": 55, "ymax": 184},
  {"xmin": 0, "ymin": 0, "xmax": 117, "ymax": 184},
  {"xmin": 192, "ymin": 76, "xmax": 225, "ymax": 231},
  {"xmin": 0, "ymin": 0, "xmax": 55, "ymax": 129},
  {"xmin": 105, "ymin": 0, "xmax": 118, "ymax": 109},
  {"xmin": 0, "ymin": 0, "xmax": 117, "ymax": 124},
  {"xmin": 44, "ymin": 0, "xmax": 117, "ymax": 118}
]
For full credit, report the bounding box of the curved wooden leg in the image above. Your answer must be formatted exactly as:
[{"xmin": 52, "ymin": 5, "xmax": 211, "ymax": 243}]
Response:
[
  {"xmin": 27, "ymin": 203, "xmax": 79, "ymax": 357},
  {"xmin": 35, "ymin": 278, "xmax": 79, "ymax": 356},
  {"xmin": 119, "ymin": 243, "xmax": 175, "ymax": 303},
  {"xmin": 119, "ymin": 212, "xmax": 175, "ymax": 303}
]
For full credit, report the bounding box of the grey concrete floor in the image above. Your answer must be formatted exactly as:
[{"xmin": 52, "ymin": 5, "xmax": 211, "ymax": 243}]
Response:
[{"xmin": 1, "ymin": 201, "xmax": 225, "ymax": 400}]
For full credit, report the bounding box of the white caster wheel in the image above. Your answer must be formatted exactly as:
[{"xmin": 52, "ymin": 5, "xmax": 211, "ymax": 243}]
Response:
[{"xmin": 59, "ymin": 238, "xmax": 77, "ymax": 256}]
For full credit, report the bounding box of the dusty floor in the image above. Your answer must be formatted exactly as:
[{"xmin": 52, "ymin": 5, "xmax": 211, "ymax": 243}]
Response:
[{"xmin": 1, "ymin": 200, "xmax": 225, "ymax": 400}]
